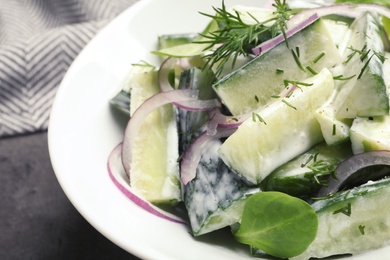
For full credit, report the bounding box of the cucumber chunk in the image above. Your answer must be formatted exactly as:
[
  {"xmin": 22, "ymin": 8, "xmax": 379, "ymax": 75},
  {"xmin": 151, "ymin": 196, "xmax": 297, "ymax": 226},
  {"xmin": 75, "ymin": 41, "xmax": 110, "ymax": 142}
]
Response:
[
  {"xmin": 177, "ymin": 67, "xmax": 217, "ymax": 153},
  {"xmin": 218, "ymin": 68, "xmax": 334, "ymax": 184},
  {"xmin": 184, "ymin": 138, "xmax": 259, "ymax": 236},
  {"xmin": 292, "ymin": 177, "xmax": 390, "ymax": 260},
  {"xmin": 350, "ymin": 116, "xmax": 390, "ymax": 154},
  {"xmin": 128, "ymin": 63, "xmax": 181, "ymax": 204},
  {"xmin": 158, "ymin": 33, "xmax": 197, "ymax": 49},
  {"xmin": 333, "ymin": 12, "xmax": 389, "ymax": 118},
  {"xmin": 213, "ymin": 18, "xmax": 340, "ymax": 116},
  {"xmin": 261, "ymin": 142, "xmax": 353, "ymax": 198}
]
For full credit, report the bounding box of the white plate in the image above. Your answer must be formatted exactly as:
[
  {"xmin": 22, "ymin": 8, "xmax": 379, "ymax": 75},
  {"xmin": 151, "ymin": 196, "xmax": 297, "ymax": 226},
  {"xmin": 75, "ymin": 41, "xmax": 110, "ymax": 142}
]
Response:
[{"xmin": 48, "ymin": 0, "xmax": 390, "ymax": 259}]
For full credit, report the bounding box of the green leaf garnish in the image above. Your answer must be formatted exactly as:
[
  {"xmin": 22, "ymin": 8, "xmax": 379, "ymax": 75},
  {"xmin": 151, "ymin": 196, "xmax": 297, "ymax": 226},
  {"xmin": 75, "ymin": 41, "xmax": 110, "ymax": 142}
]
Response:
[{"xmin": 234, "ymin": 192, "xmax": 318, "ymax": 258}]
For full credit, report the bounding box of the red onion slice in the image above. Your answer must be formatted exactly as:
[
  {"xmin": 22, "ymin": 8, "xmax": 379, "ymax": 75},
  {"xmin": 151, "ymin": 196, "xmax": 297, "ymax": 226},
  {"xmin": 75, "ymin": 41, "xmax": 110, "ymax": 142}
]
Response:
[
  {"xmin": 158, "ymin": 57, "xmax": 221, "ymax": 111},
  {"xmin": 252, "ymin": 13, "xmax": 319, "ymax": 56},
  {"xmin": 207, "ymin": 109, "xmax": 249, "ymax": 135},
  {"xmin": 158, "ymin": 57, "xmax": 178, "ymax": 92},
  {"xmin": 180, "ymin": 128, "xmax": 237, "ymax": 185},
  {"xmin": 121, "ymin": 89, "xmax": 198, "ymax": 174},
  {"xmin": 206, "ymin": 85, "xmax": 297, "ymax": 135},
  {"xmin": 252, "ymin": 3, "xmax": 390, "ymax": 56},
  {"xmin": 317, "ymin": 150, "xmax": 390, "ymax": 197},
  {"xmin": 108, "ymin": 143, "xmax": 187, "ymax": 224}
]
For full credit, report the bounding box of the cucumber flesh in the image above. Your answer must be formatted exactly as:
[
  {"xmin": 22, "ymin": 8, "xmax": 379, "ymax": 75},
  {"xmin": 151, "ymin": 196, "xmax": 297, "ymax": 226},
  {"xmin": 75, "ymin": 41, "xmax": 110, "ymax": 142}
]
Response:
[
  {"xmin": 128, "ymin": 63, "xmax": 181, "ymax": 204},
  {"xmin": 333, "ymin": 12, "xmax": 389, "ymax": 118},
  {"xmin": 291, "ymin": 177, "xmax": 390, "ymax": 260},
  {"xmin": 218, "ymin": 68, "xmax": 334, "ymax": 184},
  {"xmin": 213, "ymin": 18, "xmax": 340, "ymax": 116},
  {"xmin": 261, "ymin": 141, "xmax": 353, "ymax": 199},
  {"xmin": 350, "ymin": 116, "xmax": 390, "ymax": 154}
]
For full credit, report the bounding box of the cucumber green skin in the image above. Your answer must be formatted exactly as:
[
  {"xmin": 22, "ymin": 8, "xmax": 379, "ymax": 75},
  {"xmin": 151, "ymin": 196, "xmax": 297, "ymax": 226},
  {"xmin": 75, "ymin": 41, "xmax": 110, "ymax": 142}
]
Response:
[
  {"xmin": 178, "ymin": 67, "xmax": 217, "ymax": 153},
  {"xmin": 334, "ymin": 12, "xmax": 389, "ymax": 118},
  {"xmin": 291, "ymin": 177, "xmax": 390, "ymax": 260},
  {"xmin": 213, "ymin": 19, "xmax": 340, "ymax": 116},
  {"xmin": 261, "ymin": 142, "xmax": 353, "ymax": 199},
  {"xmin": 184, "ymin": 139, "xmax": 259, "ymax": 236}
]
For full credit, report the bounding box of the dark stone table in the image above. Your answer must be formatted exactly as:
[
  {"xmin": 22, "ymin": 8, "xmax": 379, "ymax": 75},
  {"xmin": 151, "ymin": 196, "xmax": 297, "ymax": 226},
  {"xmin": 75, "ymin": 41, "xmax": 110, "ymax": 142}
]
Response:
[{"xmin": 0, "ymin": 131, "xmax": 139, "ymax": 260}]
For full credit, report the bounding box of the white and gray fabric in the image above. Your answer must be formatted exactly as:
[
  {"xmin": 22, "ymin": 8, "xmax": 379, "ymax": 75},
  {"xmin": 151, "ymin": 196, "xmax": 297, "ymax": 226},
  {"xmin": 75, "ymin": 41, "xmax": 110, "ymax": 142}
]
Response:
[{"xmin": 0, "ymin": 0, "xmax": 137, "ymax": 137}]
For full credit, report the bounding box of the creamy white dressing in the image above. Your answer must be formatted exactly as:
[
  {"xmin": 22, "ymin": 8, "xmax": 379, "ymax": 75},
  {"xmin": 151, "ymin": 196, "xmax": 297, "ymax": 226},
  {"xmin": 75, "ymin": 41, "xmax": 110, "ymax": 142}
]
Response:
[{"xmin": 184, "ymin": 139, "xmax": 259, "ymax": 235}]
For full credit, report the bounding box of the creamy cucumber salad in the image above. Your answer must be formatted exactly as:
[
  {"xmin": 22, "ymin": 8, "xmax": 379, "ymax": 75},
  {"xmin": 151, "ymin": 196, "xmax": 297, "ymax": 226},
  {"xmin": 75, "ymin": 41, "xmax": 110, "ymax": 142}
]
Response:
[{"xmin": 108, "ymin": 0, "xmax": 390, "ymax": 259}]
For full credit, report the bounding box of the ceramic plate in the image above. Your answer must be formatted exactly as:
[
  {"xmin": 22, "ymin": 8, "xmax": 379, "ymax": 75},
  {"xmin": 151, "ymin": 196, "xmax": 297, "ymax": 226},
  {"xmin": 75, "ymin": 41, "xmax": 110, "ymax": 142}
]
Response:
[{"xmin": 48, "ymin": 0, "xmax": 390, "ymax": 259}]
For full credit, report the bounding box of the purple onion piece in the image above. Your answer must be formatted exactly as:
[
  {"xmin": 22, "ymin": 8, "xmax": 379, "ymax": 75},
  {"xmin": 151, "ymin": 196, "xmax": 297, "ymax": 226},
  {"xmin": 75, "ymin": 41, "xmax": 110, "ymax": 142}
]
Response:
[
  {"xmin": 252, "ymin": 13, "xmax": 319, "ymax": 56},
  {"xmin": 317, "ymin": 150, "xmax": 390, "ymax": 197},
  {"xmin": 108, "ymin": 143, "xmax": 187, "ymax": 224},
  {"xmin": 121, "ymin": 89, "xmax": 199, "ymax": 174},
  {"xmin": 180, "ymin": 127, "xmax": 236, "ymax": 185},
  {"xmin": 158, "ymin": 57, "xmax": 221, "ymax": 111}
]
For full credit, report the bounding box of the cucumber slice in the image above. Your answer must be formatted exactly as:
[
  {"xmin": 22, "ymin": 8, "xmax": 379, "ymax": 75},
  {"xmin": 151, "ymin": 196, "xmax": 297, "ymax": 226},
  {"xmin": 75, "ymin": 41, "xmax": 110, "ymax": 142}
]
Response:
[
  {"xmin": 218, "ymin": 68, "xmax": 334, "ymax": 184},
  {"xmin": 314, "ymin": 92, "xmax": 353, "ymax": 146},
  {"xmin": 184, "ymin": 138, "xmax": 259, "ymax": 236},
  {"xmin": 213, "ymin": 18, "xmax": 340, "ymax": 116},
  {"xmin": 333, "ymin": 12, "xmax": 389, "ymax": 118},
  {"xmin": 157, "ymin": 33, "xmax": 197, "ymax": 49},
  {"xmin": 261, "ymin": 142, "xmax": 353, "ymax": 198},
  {"xmin": 292, "ymin": 177, "xmax": 390, "ymax": 260},
  {"xmin": 350, "ymin": 116, "xmax": 390, "ymax": 154},
  {"xmin": 128, "ymin": 63, "xmax": 181, "ymax": 204},
  {"xmin": 178, "ymin": 67, "xmax": 217, "ymax": 153}
]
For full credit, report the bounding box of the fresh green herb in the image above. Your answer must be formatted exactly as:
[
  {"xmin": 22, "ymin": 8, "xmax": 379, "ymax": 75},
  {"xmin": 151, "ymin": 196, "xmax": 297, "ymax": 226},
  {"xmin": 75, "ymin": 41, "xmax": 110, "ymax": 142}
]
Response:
[
  {"xmin": 359, "ymin": 225, "xmax": 366, "ymax": 235},
  {"xmin": 357, "ymin": 50, "xmax": 386, "ymax": 79},
  {"xmin": 332, "ymin": 124, "xmax": 336, "ymax": 136},
  {"xmin": 198, "ymin": 0, "xmax": 292, "ymax": 76},
  {"xmin": 276, "ymin": 68, "xmax": 284, "ymax": 74},
  {"xmin": 333, "ymin": 74, "xmax": 356, "ymax": 81},
  {"xmin": 283, "ymin": 79, "xmax": 313, "ymax": 88},
  {"xmin": 254, "ymin": 95, "xmax": 259, "ymax": 103},
  {"xmin": 306, "ymin": 66, "xmax": 317, "ymax": 75},
  {"xmin": 313, "ymin": 52, "xmax": 325, "ymax": 63},
  {"xmin": 282, "ymin": 99, "xmax": 297, "ymax": 110},
  {"xmin": 252, "ymin": 112, "xmax": 267, "ymax": 124},
  {"xmin": 301, "ymin": 154, "xmax": 315, "ymax": 167},
  {"xmin": 291, "ymin": 48, "xmax": 306, "ymax": 72},
  {"xmin": 285, "ymin": 90, "xmax": 294, "ymax": 98},
  {"xmin": 303, "ymin": 154, "xmax": 337, "ymax": 186},
  {"xmin": 234, "ymin": 192, "xmax": 318, "ymax": 258},
  {"xmin": 345, "ymin": 45, "xmax": 386, "ymax": 79},
  {"xmin": 295, "ymin": 46, "xmax": 300, "ymax": 57},
  {"xmin": 373, "ymin": 50, "xmax": 386, "ymax": 63},
  {"xmin": 271, "ymin": 95, "xmax": 281, "ymax": 98},
  {"xmin": 333, "ymin": 203, "xmax": 352, "ymax": 216},
  {"xmin": 358, "ymin": 54, "xmax": 374, "ymax": 79}
]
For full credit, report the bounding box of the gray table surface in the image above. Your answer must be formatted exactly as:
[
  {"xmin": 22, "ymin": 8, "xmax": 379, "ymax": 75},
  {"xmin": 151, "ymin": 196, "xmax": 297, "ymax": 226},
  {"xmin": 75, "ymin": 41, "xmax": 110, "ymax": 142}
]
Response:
[{"xmin": 0, "ymin": 131, "xmax": 139, "ymax": 260}]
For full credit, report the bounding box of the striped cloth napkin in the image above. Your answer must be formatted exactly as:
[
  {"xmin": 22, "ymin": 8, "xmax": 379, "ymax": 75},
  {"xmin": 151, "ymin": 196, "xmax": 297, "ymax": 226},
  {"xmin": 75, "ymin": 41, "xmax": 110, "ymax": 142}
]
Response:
[{"xmin": 0, "ymin": 0, "xmax": 137, "ymax": 137}]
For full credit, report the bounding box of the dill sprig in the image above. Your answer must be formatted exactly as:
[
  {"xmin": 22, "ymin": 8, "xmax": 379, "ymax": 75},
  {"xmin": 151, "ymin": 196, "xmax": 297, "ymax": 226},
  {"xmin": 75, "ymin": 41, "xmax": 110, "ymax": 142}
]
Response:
[
  {"xmin": 303, "ymin": 153, "xmax": 338, "ymax": 186},
  {"xmin": 197, "ymin": 0, "xmax": 292, "ymax": 76}
]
